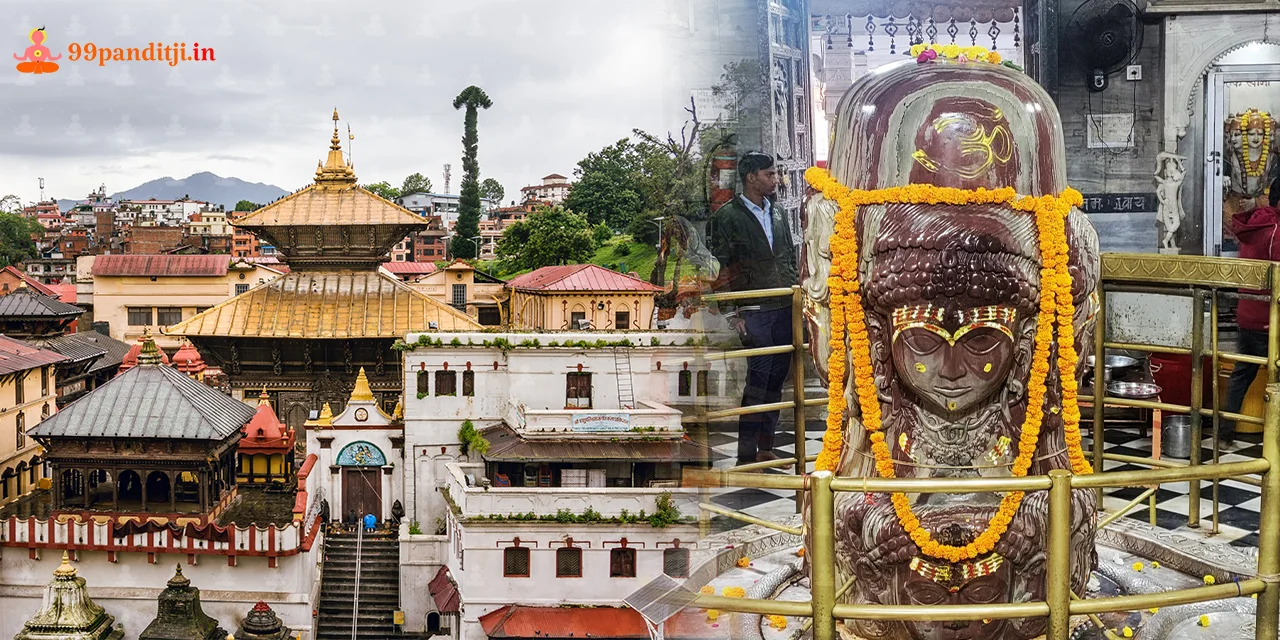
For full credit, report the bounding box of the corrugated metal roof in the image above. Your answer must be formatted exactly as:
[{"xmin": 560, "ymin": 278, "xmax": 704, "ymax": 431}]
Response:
[
  {"xmin": 86, "ymin": 332, "xmax": 133, "ymax": 373},
  {"xmin": 428, "ymin": 567, "xmax": 460, "ymax": 613},
  {"xmin": 164, "ymin": 270, "xmax": 481, "ymax": 339},
  {"xmin": 92, "ymin": 254, "xmax": 231, "ymax": 277},
  {"xmin": 28, "ymin": 364, "xmax": 255, "ymax": 440},
  {"xmin": 381, "ymin": 261, "xmax": 438, "ymax": 275},
  {"xmin": 234, "ymin": 185, "xmax": 427, "ymax": 228},
  {"xmin": 31, "ymin": 333, "xmax": 108, "ymax": 364},
  {"xmin": 0, "ymin": 289, "xmax": 83, "ymax": 319},
  {"xmin": 480, "ymin": 424, "xmax": 709, "ymax": 462},
  {"xmin": 45, "ymin": 284, "xmax": 76, "ymax": 303},
  {"xmin": 480, "ymin": 606, "xmax": 647, "ymax": 639},
  {"xmin": 506, "ymin": 264, "xmax": 661, "ymax": 292},
  {"xmin": 0, "ymin": 336, "xmax": 67, "ymax": 375}
]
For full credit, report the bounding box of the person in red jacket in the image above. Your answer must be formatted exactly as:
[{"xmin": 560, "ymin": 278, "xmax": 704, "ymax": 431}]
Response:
[{"xmin": 1224, "ymin": 178, "xmax": 1280, "ymax": 449}]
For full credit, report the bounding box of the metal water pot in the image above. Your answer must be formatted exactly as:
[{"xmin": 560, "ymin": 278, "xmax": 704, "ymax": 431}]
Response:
[{"xmin": 1162, "ymin": 415, "xmax": 1193, "ymax": 459}]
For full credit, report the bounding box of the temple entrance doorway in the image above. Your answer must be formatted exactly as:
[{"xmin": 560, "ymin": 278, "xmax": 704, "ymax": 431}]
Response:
[{"xmin": 343, "ymin": 469, "xmax": 381, "ymax": 523}]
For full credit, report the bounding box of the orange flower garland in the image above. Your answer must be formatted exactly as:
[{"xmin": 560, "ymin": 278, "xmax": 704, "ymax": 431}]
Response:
[{"xmin": 805, "ymin": 166, "xmax": 1093, "ymax": 562}]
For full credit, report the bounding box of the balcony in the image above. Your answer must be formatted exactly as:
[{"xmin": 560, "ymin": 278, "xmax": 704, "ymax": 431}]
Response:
[
  {"xmin": 505, "ymin": 399, "xmax": 684, "ymax": 439},
  {"xmin": 443, "ymin": 462, "xmax": 698, "ymax": 520}
]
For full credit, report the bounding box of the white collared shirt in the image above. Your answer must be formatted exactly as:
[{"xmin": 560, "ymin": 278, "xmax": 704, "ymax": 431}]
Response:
[{"xmin": 740, "ymin": 195, "xmax": 773, "ymax": 249}]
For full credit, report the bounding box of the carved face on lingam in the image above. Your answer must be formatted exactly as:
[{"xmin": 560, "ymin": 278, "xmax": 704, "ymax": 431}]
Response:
[{"xmin": 802, "ymin": 56, "xmax": 1100, "ymax": 640}]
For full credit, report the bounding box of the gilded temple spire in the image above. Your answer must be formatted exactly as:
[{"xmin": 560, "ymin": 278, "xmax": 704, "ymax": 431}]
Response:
[
  {"xmin": 350, "ymin": 367, "xmax": 375, "ymax": 403},
  {"xmin": 314, "ymin": 108, "xmax": 357, "ymax": 188}
]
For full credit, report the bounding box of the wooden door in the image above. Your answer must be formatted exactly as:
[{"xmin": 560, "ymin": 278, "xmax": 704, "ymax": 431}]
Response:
[{"xmin": 342, "ymin": 468, "xmax": 382, "ymax": 522}]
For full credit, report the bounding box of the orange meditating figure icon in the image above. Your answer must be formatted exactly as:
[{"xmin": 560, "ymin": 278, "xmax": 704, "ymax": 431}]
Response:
[{"xmin": 13, "ymin": 27, "xmax": 60, "ymax": 74}]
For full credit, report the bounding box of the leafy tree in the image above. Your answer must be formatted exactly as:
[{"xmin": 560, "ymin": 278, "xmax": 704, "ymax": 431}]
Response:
[
  {"xmin": 496, "ymin": 205, "xmax": 595, "ymax": 271},
  {"xmin": 401, "ymin": 172, "xmax": 433, "ymax": 195},
  {"xmin": 593, "ymin": 222, "xmax": 613, "ymax": 245},
  {"xmin": 0, "ymin": 213, "xmax": 44, "ymax": 267},
  {"xmin": 479, "ymin": 178, "xmax": 504, "ymax": 204},
  {"xmin": 0, "ymin": 195, "xmax": 21, "ymax": 214},
  {"xmin": 233, "ymin": 199, "xmax": 261, "ymax": 212},
  {"xmin": 451, "ymin": 86, "xmax": 493, "ymax": 258},
  {"xmin": 563, "ymin": 139, "xmax": 644, "ymax": 229},
  {"xmin": 362, "ymin": 181, "xmax": 401, "ymax": 200}
]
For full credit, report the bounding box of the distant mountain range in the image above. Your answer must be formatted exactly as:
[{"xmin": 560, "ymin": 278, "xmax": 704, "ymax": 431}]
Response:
[{"xmin": 57, "ymin": 172, "xmax": 289, "ymax": 212}]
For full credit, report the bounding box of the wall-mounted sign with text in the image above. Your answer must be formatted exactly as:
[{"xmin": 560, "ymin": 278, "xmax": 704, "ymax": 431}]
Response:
[{"xmin": 570, "ymin": 413, "xmax": 632, "ymax": 433}]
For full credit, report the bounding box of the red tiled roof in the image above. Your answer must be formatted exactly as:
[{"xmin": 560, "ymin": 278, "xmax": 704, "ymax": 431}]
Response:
[
  {"xmin": 428, "ymin": 566, "xmax": 460, "ymax": 614},
  {"xmin": 92, "ymin": 254, "xmax": 232, "ymax": 277},
  {"xmin": 506, "ymin": 264, "xmax": 661, "ymax": 292},
  {"xmin": 543, "ymin": 173, "xmax": 568, "ymax": 180},
  {"xmin": 1, "ymin": 267, "xmax": 58, "ymax": 297},
  {"xmin": 0, "ymin": 335, "xmax": 67, "ymax": 375},
  {"xmin": 380, "ymin": 261, "xmax": 438, "ymax": 275},
  {"xmin": 46, "ymin": 284, "xmax": 76, "ymax": 303}
]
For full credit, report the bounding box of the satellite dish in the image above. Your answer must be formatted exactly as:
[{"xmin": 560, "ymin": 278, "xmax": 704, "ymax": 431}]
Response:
[{"xmin": 1066, "ymin": 0, "xmax": 1144, "ymax": 92}]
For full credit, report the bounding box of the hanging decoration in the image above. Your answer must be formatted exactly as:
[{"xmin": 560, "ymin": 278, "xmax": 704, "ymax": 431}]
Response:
[
  {"xmin": 885, "ymin": 16, "xmax": 898, "ymax": 54},
  {"xmin": 947, "ymin": 18, "xmax": 959, "ymax": 44},
  {"xmin": 905, "ymin": 15, "xmax": 920, "ymax": 52},
  {"xmin": 989, "ymin": 19, "xmax": 1001, "ymax": 50},
  {"xmin": 969, "ymin": 18, "xmax": 979, "ymax": 46},
  {"xmin": 846, "ymin": 14, "xmax": 854, "ymax": 48},
  {"xmin": 926, "ymin": 17, "xmax": 938, "ymax": 44},
  {"xmin": 1013, "ymin": 6, "xmax": 1021, "ymax": 50},
  {"xmin": 866, "ymin": 15, "xmax": 876, "ymax": 51}
]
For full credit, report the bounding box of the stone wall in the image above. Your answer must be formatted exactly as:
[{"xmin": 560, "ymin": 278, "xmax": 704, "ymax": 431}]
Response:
[{"xmin": 1054, "ymin": 0, "xmax": 1166, "ymax": 253}]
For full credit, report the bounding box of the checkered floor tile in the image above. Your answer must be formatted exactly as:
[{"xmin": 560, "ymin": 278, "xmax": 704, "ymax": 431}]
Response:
[{"xmin": 700, "ymin": 395, "xmax": 1262, "ymax": 548}]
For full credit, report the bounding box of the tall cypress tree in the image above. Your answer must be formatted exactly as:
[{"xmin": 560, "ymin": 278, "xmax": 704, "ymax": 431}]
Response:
[{"xmin": 450, "ymin": 86, "xmax": 493, "ymax": 259}]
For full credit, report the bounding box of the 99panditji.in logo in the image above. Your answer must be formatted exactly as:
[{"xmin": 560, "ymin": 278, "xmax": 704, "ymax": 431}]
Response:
[
  {"xmin": 13, "ymin": 27, "xmax": 60, "ymax": 74},
  {"xmin": 14, "ymin": 27, "xmax": 215, "ymax": 75}
]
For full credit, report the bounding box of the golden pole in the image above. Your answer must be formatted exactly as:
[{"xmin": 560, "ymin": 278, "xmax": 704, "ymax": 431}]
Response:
[
  {"xmin": 1188, "ymin": 289, "xmax": 1205, "ymax": 528},
  {"xmin": 1093, "ymin": 283, "xmax": 1107, "ymax": 502},
  {"xmin": 1046, "ymin": 469, "xmax": 1072, "ymax": 640},
  {"xmin": 792, "ymin": 286, "xmax": 807, "ymax": 511},
  {"xmin": 810, "ymin": 470, "xmax": 836, "ymax": 640},
  {"xmin": 1268, "ymin": 264, "xmax": 1280, "ymax": 384},
  {"xmin": 1211, "ymin": 289, "xmax": 1221, "ymax": 534},
  {"xmin": 1254, "ymin": 383, "xmax": 1280, "ymax": 640}
]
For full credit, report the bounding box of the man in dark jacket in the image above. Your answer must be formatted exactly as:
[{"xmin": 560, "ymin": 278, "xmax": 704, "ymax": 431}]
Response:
[
  {"xmin": 709, "ymin": 152, "xmax": 799, "ymax": 464},
  {"xmin": 1224, "ymin": 179, "xmax": 1280, "ymax": 449}
]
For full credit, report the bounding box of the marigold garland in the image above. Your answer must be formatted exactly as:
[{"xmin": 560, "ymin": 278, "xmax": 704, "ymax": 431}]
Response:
[
  {"xmin": 1240, "ymin": 110, "xmax": 1273, "ymax": 179},
  {"xmin": 805, "ymin": 166, "xmax": 1093, "ymax": 563}
]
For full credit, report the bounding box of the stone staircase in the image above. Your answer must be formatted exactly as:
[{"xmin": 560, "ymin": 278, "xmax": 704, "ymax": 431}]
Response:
[{"xmin": 316, "ymin": 529, "xmax": 400, "ymax": 639}]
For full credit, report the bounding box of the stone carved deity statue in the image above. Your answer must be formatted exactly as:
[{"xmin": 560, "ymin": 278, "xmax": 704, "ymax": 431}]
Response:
[
  {"xmin": 1154, "ymin": 151, "xmax": 1187, "ymax": 251},
  {"xmin": 802, "ymin": 59, "xmax": 1100, "ymax": 640}
]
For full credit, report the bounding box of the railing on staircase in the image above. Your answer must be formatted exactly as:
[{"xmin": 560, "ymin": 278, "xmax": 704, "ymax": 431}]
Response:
[
  {"xmin": 614, "ymin": 347, "xmax": 635, "ymax": 409},
  {"xmin": 350, "ymin": 524, "xmax": 362, "ymax": 640}
]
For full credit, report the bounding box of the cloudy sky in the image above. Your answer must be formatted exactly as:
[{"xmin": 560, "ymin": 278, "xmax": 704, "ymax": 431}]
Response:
[{"xmin": 0, "ymin": 0, "xmax": 696, "ymax": 206}]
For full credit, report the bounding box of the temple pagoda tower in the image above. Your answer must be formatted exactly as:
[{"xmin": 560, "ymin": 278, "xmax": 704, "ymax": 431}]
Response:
[
  {"xmin": 166, "ymin": 110, "xmax": 479, "ymax": 428},
  {"xmin": 138, "ymin": 566, "xmax": 228, "ymax": 640},
  {"xmin": 14, "ymin": 552, "xmax": 125, "ymax": 640}
]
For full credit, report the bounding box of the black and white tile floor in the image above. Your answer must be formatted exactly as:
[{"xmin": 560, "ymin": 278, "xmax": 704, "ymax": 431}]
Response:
[{"xmin": 703, "ymin": 399, "xmax": 1262, "ymax": 548}]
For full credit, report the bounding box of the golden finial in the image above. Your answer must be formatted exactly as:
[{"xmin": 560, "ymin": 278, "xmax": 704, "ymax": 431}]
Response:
[
  {"xmin": 258, "ymin": 389, "xmax": 271, "ymax": 406},
  {"xmin": 350, "ymin": 367, "xmax": 375, "ymax": 403},
  {"xmin": 53, "ymin": 551, "xmax": 76, "ymax": 578},
  {"xmin": 315, "ymin": 109, "xmax": 356, "ymax": 187}
]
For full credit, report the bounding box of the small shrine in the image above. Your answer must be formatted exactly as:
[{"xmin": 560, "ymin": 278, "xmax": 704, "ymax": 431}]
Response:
[
  {"xmin": 14, "ymin": 551, "xmax": 125, "ymax": 640},
  {"xmin": 138, "ymin": 566, "xmax": 228, "ymax": 640},
  {"xmin": 117, "ymin": 332, "xmax": 171, "ymax": 372},
  {"xmin": 232, "ymin": 601, "xmax": 293, "ymax": 640},
  {"xmin": 28, "ymin": 333, "xmax": 256, "ymax": 519},
  {"xmin": 172, "ymin": 339, "xmax": 207, "ymax": 378},
  {"xmin": 307, "ymin": 367, "xmax": 401, "ymax": 524},
  {"xmin": 236, "ymin": 391, "xmax": 297, "ymax": 485}
]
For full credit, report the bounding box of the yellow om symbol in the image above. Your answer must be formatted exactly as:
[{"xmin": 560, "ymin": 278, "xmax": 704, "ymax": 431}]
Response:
[{"xmin": 912, "ymin": 108, "xmax": 1014, "ymax": 180}]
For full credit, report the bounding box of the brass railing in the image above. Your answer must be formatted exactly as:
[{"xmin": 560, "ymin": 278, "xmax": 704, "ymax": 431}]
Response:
[{"xmin": 683, "ymin": 255, "xmax": 1280, "ymax": 640}]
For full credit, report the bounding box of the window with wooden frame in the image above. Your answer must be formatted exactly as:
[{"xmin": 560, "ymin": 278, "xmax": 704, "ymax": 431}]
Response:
[
  {"xmin": 677, "ymin": 370, "xmax": 692, "ymax": 396},
  {"xmin": 556, "ymin": 546, "xmax": 583, "ymax": 578},
  {"xmin": 610, "ymin": 547, "xmax": 636, "ymax": 578},
  {"xmin": 416, "ymin": 370, "xmax": 429, "ymax": 396},
  {"xmin": 156, "ymin": 307, "xmax": 183, "ymax": 326},
  {"xmin": 435, "ymin": 370, "xmax": 457, "ymax": 396},
  {"xmin": 14, "ymin": 371, "xmax": 24, "ymax": 405},
  {"xmin": 503, "ymin": 546, "xmax": 530, "ymax": 577},
  {"xmin": 614, "ymin": 310, "xmax": 631, "ymax": 330},
  {"xmin": 127, "ymin": 307, "xmax": 153, "ymax": 326},
  {"xmin": 16, "ymin": 412, "xmax": 25, "ymax": 450},
  {"xmin": 40, "ymin": 366, "xmax": 47, "ymax": 397},
  {"xmin": 566, "ymin": 372, "xmax": 592, "ymax": 409},
  {"xmin": 462, "ymin": 370, "xmax": 475, "ymax": 397},
  {"xmin": 664, "ymin": 548, "xmax": 690, "ymax": 578},
  {"xmin": 696, "ymin": 370, "xmax": 711, "ymax": 397}
]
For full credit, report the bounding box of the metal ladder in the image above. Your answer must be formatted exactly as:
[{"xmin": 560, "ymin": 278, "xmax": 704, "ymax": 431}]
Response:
[{"xmin": 614, "ymin": 348, "xmax": 635, "ymax": 409}]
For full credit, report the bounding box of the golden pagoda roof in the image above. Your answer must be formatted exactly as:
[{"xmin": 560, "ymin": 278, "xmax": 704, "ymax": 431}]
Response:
[
  {"xmin": 233, "ymin": 109, "xmax": 425, "ymax": 229},
  {"xmin": 164, "ymin": 270, "xmax": 480, "ymax": 339}
]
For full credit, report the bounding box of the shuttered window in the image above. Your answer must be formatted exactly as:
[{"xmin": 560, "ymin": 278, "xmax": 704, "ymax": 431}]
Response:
[
  {"xmin": 610, "ymin": 548, "xmax": 636, "ymax": 578},
  {"xmin": 435, "ymin": 371, "xmax": 457, "ymax": 396},
  {"xmin": 556, "ymin": 547, "xmax": 582, "ymax": 578},
  {"xmin": 504, "ymin": 547, "xmax": 530, "ymax": 577},
  {"xmin": 664, "ymin": 548, "xmax": 690, "ymax": 578}
]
